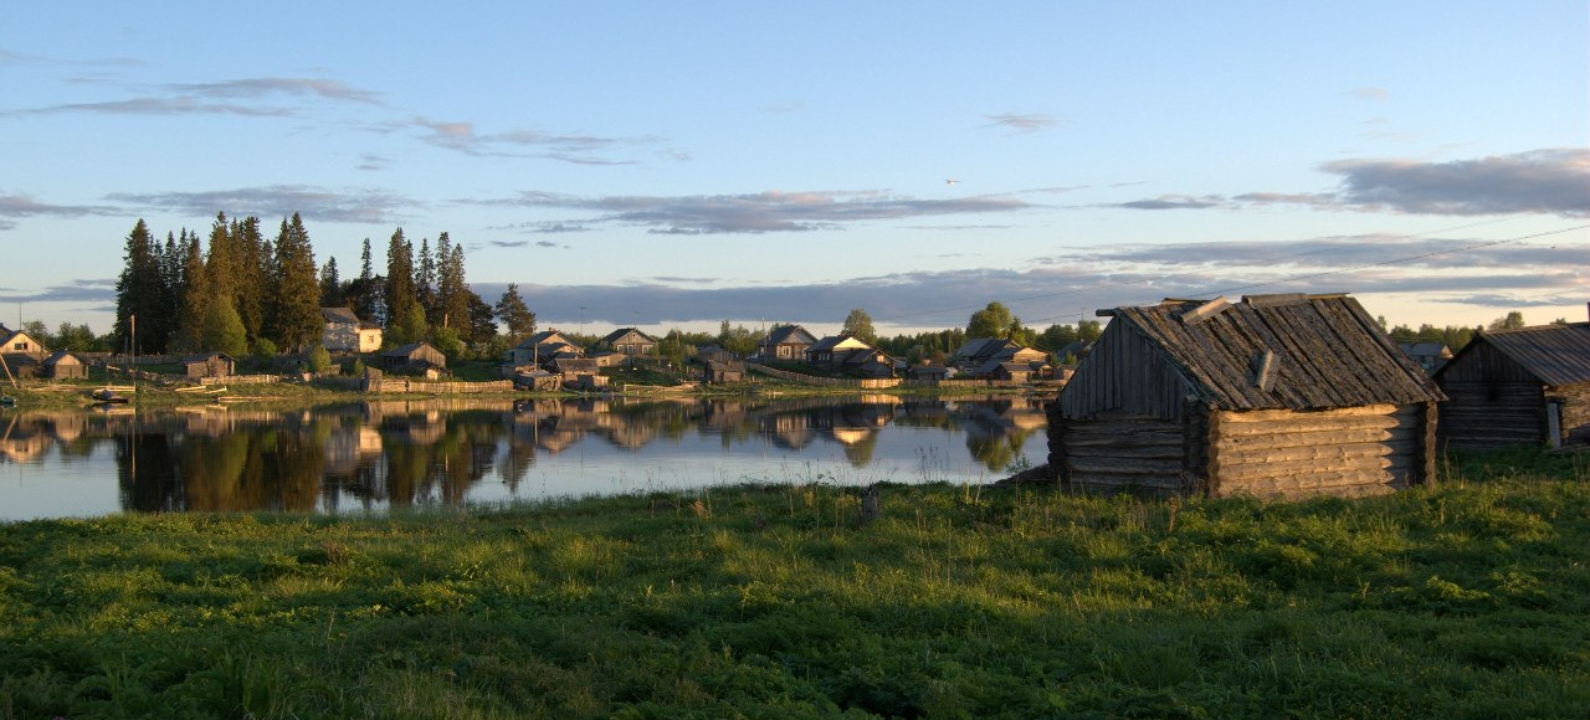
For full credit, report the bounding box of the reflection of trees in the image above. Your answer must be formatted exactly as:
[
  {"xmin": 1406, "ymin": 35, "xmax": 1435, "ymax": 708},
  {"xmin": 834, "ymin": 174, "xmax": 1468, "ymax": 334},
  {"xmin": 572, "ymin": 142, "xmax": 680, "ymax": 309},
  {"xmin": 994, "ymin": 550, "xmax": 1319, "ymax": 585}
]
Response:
[
  {"xmin": 966, "ymin": 426, "xmax": 1030, "ymax": 471},
  {"xmin": 118, "ymin": 431, "xmax": 181, "ymax": 512}
]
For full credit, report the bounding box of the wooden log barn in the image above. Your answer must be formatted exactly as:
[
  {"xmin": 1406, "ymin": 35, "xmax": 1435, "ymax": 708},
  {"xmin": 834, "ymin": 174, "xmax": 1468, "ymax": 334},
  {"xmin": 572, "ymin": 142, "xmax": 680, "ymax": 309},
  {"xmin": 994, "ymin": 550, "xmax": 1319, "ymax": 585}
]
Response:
[
  {"xmin": 1047, "ymin": 293, "xmax": 1446, "ymax": 499},
  {"xmin": 1433, "ymin": 320, "xmax": 1590, "ymax": 451}
]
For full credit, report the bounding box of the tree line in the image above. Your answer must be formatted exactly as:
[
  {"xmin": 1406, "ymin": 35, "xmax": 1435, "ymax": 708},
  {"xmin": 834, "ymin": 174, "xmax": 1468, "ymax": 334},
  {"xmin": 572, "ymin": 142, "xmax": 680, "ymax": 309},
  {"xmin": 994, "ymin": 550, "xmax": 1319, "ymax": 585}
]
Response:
[{"xmin": 112, "ymin": 214, "xmax": 540, "ymax": 359}]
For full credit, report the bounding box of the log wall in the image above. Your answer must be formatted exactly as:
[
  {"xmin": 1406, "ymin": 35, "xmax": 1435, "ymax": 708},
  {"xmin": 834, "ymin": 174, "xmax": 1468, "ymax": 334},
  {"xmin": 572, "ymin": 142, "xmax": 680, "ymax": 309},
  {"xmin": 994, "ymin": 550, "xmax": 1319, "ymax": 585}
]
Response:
[
  {"xmin": 1211, "ymin": 403, "xmax": 1429, "ymax": 499},
  {"xmin": 1053, "ymin": 414, "xmax": 1192, "ymax": 494},
  {"xmin": 1438, "ymin": 380, "xmax": 1545, "ymax": 450},
  {"xmin": 1548, "ymin": 383, "xmax": 1590, "ymax": 447}
]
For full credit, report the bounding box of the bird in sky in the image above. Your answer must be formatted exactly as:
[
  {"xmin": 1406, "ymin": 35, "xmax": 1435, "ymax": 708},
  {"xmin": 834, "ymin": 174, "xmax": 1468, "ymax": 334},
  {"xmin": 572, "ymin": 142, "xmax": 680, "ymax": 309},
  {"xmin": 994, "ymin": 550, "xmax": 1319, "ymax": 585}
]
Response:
[{"xmin": 945, "ymin": 179, "xmax": 960, "ymax": 185}]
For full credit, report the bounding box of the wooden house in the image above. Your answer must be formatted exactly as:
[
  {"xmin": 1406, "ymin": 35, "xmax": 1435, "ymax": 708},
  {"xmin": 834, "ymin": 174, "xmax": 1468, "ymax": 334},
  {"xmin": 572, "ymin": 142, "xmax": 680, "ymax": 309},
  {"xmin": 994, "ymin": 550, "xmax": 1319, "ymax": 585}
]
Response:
[
  {"xmin": 381, "ymin": 343, "xmax": 447, "ymax": 374},
  {"xmin": 806, "ymin": 335, "xmax": 896, "ymax": 378},
  {"xmin": 321, "ymin": 307, "xmax": 384, "ymax": 353},
  {"xmin": 43, "ymin": 351, "xmax": 87, "ymax": 380},
  {"xmin": 1, "ymin": 353, "xmax": 40, "ymax": 380},
  {"xmin": 1434, "ymin": 321, "xmax": 1590, "ymax": 451},
  {"xmin": 551, "ymin": 357, "xmax": 600, "ymax": 378},
  {"xmin": 987, "ymin": 362, "xmax": 1035, "ymax": 383},
  {"xmin": 756, "ymin": 325, "xmax": 818, "ymax": 362},
  {"xmin": 703, "ymin": 360, "xmax": 746, "ymax": 384},
  {"xmin": 906, "ymin": 363, "xmax": 951, "ymax": 383},
  {"xmin": 506, "ymin": 329, "xmax": 583, "ymax": 368},
  {"xmin": 597, "ymin": 327, "xmax": 657, "ymax": 356},
  {"xmin": 1049, "ymin": 294, "xmax": 1445, "ymax": 499},
  {"xmin": 694, "ymin": 344, "xmax": 736, "ymax": 364},
  {"xmin": 952, "ymin": 338, "xmax": 1048, "ymax": 374},
  {"xmin": 1398, "ymin": 342, "xmax": 1453, "ymax": 374},
  {"xmin": 181, "ymin": 352, "xmax": 236, "ymax": 379},
  {"xmin": 0, "ymin": 325, "xmax": 45, "ymax": 356}
]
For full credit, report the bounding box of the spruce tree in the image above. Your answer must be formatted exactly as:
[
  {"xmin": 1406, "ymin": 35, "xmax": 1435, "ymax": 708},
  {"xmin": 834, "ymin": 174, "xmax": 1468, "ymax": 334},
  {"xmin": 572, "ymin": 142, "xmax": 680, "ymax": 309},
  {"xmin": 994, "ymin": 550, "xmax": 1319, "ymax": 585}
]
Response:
[
  {"xmin": 174, "ymin": 235, "xmax": 210, "ymax": 353},
  {"xmin": 233, "ymin": 216, "xmax": 268, "ymax": 345},
  {"xmin": 268, "ymin": 213, "xmax": 323, "ymax": 352},
  {"xmin": 384, "ymin": 229, "xmax": 427, "ymax": 345},
  {"xmin": 319, "ymin": 257, "xmax": 343, "ymax": 308},
  {"xmin": 114, "ymin": 219, "xmax": 162, "ymax": 354}
]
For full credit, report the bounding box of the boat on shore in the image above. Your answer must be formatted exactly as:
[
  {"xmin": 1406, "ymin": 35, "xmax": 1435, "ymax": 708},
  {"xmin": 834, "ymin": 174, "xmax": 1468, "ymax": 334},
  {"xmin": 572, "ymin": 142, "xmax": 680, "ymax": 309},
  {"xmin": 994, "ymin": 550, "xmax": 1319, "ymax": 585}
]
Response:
[{"xmin": 90, "ymin": 388, "xmax": 132, "ymax": 404}]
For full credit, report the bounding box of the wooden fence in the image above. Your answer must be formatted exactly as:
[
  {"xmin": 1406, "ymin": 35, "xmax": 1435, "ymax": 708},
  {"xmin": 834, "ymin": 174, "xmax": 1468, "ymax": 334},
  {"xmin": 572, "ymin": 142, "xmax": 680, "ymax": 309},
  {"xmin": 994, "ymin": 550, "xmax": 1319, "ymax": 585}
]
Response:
[
  {"xmin": 747, "ymin": 363, "xmax": 902, "ymax": 389},
  {"xmin": 363, "ymin": 378, "xmax": 515, "ymax": 395},
  {"xmin": 200, "ymin": 374, "xmax": 279, "ymax": 386}
]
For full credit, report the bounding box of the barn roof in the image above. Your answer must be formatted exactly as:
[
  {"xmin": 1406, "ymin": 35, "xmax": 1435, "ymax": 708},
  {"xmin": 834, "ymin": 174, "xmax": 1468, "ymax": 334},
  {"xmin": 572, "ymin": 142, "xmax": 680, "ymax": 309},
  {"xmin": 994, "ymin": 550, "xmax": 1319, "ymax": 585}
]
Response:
[
  {"xmin": 599, "ymin": 327, "xmax": 656, "ymax": 344},
  {"xmin": 762, "ymin": 325, "xmax": 817, "ymax": 346},
  {"xmin": 1448, "ymin": 322, "xmax": 1590, "ymax": 387},
  {"xmin": 1101, "ymin": 293, "xmax": 1444, "ymax": 411}
]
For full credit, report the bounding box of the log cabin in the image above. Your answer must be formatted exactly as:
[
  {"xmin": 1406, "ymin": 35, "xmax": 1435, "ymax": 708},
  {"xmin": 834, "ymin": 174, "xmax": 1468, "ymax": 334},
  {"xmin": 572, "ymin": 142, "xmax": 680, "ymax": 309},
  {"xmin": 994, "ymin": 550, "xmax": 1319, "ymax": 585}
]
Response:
[
  {"xmin": 1048, "ymin": 293, "xmax": 1445, "ymax": 499},
  {"xmin": 1434, "ymin": 320, "xmax": 1590, "ymax": 451}
]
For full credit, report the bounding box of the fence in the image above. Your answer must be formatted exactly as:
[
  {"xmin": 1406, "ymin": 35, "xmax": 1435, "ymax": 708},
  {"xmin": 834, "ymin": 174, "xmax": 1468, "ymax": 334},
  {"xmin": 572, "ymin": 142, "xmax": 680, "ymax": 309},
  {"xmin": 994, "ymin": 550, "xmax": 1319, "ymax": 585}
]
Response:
[
  {"xmin": 746, "ymin": 363, "xmax": 902, "ymax": 389},
  {"xmin": 363, "ymin": 378, "xmax": 515, "ymax": 395},
  {"xmin": 200, "ymin": 374, "xmax": 279, "ymax": 386}
]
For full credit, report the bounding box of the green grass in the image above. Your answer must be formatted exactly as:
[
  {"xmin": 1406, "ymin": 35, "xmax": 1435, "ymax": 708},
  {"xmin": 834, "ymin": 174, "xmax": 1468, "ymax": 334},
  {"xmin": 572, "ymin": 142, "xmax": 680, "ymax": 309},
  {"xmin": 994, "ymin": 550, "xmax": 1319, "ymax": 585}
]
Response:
[{"xmin": 2, "ymin": 453, "xmax": 1588, "ymax": 719}]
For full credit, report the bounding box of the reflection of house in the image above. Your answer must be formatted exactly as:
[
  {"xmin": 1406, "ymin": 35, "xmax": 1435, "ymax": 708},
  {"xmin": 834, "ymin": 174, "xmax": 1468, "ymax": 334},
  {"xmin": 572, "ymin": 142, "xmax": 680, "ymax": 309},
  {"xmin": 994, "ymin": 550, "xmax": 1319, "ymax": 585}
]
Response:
[
  {"xmin": 1434, "ymin": 321, "xmax": 1590, "ymax": 451},
  {"xmin": 43, "ymin": 351, "xmax": 88, "ymax": 380},
  {"xmin": 182, "ymin": 352, "xmax": 236, "ymax": 379},
  {"xmin": 506, "ymin": 329, "xmax": 584, "ymax": 368},
  {"xmin": 1052, "ymin": 294, "xmax": 1444, "ymax": 499},
  {"xmin": 756, "ymin": 325, "xmax": 817, "ymax": 361},
  {"xmin": 321, "ymin": 308, "xmax": 384, "ymax": 353},
  {"xmin": 1398, "ymin": 342, "xmax": 1453, "ymax": 374},
  {"xmin": 806, "ymin": 335, "xmax": 895, "ymax": 378},
  {"xmin": 597, "ymin": 328, "xmax": 657, "ymax": 356}
]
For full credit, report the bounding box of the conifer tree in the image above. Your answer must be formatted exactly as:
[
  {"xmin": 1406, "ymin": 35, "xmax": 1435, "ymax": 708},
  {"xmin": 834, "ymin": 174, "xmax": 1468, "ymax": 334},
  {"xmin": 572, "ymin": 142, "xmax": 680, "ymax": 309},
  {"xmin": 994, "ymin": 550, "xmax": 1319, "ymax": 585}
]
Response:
[
  {"xmin": 494, "ymin": 283, "xmax": 537, "ymax": 344},
  {"xmin": 233, "ymin": 216, "xmax": 268, "ymax": 345},
  {"xmin": 384, "ymin": 229, "xmax": 427, "ymax": 345},
  {"xmin": 114, "ymin": 219, "xmax": 164, "ymax": 354},
  {"xmin": 174, "ymin": 235, "xmax": 210, "ymax": 352},
  {"xmin": 416, "ymin": 236, "xmax": 438, "ymax": 326},
  {"xmin": 268, "ymin": 213, "xmax": 323, "ymax": 352},
  {"xmin": 319, "ymin": 257, "xmax": 343, "ymax": 308}
]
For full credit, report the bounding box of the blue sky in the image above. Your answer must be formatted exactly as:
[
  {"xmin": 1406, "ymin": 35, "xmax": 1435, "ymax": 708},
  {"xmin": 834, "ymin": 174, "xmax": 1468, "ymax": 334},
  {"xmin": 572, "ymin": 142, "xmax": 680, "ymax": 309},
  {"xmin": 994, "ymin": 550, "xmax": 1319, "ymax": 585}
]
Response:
[{"xmin": 3, "ymin": 1, "xmax": 1587, "ymax": 337}]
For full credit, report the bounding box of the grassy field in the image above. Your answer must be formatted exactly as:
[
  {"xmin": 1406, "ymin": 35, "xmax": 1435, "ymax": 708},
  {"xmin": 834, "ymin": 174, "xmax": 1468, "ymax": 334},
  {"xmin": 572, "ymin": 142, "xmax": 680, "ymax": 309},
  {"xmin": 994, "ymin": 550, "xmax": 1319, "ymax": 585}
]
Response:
[{"xmin": 2, "ymin": 451, "xmax": 1588, "ymax": 719}]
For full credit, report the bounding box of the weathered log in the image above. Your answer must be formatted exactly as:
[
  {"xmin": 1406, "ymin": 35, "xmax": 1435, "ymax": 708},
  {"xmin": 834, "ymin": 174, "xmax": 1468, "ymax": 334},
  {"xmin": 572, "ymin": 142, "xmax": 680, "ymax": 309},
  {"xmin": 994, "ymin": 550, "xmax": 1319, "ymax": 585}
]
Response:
[
  {"xmin": 1219, "ymin": 416, "xmax": 1400, "ymax": 436},
  {"xmin": 1219, "ymin": 404, "xmax": 1400, "ymax": 423},
  {"xmin": 1067, "ymin": 457, "xmax": 1184, "ymax": 475},
  {"xmin": 1217, "ymin": 456, "xmax": 1401, "ymax": 483},
  {"xmin": 1218, "ymin": 442, "xmax": 1393, "ymax": 466},
  {"xmin": 1221, "ymin": 426, "xmax": 1396, "ymax": 448}
]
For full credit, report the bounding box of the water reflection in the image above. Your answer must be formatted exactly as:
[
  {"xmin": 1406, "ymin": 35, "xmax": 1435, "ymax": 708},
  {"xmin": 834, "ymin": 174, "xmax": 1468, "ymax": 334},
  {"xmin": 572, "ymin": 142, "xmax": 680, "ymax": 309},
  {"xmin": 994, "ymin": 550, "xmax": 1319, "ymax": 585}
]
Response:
[{"xmin": 0, "ymin": 395, "xmax": 1048, "ymax": 519}]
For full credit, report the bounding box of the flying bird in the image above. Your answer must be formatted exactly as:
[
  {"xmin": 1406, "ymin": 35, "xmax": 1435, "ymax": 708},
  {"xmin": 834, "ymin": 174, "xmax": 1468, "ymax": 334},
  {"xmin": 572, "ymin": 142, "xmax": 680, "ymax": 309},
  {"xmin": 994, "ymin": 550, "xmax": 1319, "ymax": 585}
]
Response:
[{"xmin": 945, "ymin": 179, "xmax": 960, "ymax": 185}]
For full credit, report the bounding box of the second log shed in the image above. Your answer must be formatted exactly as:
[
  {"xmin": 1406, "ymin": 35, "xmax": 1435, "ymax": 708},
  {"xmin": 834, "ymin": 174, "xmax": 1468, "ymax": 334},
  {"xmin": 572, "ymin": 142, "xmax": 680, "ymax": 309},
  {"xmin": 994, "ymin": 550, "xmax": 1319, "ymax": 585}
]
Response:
[{"xmin": 1047, "ymin": 293, "xmax": 1446, "ymax": 499}]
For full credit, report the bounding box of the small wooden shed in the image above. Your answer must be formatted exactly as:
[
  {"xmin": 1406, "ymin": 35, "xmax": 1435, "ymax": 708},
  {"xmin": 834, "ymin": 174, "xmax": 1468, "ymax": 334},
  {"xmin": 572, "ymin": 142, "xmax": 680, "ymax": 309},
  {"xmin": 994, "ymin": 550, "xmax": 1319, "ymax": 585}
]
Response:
[
  {"xmin": 182, "ymin": 352, "xmax": 236, "ymax": 379},
  {"xmin": 1048, "ymin": 294, "xmax": 1445, "ymax": 499},
  {"xmin": 1434, "ymin": 322, "xmax": 1590, "ymax": 451},
  {"xmin": 382, "ymin": 342, "xmax": 448, "ymax": 373},
  {"xmin": 704, "ymin": 360, "xmax": 746, "ymax": 384},
  {"xmin": 43, "ymin": 351, "xmax": 87, "ymax": 380}
]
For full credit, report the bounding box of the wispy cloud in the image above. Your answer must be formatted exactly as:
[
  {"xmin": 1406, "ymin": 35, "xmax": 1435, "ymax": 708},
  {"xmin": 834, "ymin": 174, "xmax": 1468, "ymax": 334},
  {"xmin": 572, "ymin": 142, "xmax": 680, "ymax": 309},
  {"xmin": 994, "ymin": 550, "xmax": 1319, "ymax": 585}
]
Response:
[
  {"xmin": 106, "ymin": 185, "xmax": 414, "ymax": 224},
  {"xmin": 11, "ymin": 76, "xmax": 382, "ymax": 117},
  {"xmin": 0, "ymin": 278, "xmax": 117, "ymax": 304},
  {"xmin": 355, "ymin": 154, "xmax": 389, "ymax": 171},
  {"xmin": 478, "ymin": 190, "xmax": 1034, "ymax": 234},
  {"xmin": 488, "ymin": 240, "xmax": 530, "ymax": 248},
  {"xmin": 1116, "ymin": 195, "xmax": 1227, "ymax": 210},
  {"xmin": 412, "ymin": 116, "xmax": 667, "ymax": 165},
  {"xmin": 984, "ymin": 112, "xmax": 1059, "ymax": 133},
  {"xmin": 1350, "ymin": 86, "xmax": 1389, "ymax": 101},
  {"xmin": 1113, "ymin": 149, "xmax": 1590, "ymax": 218},
  {"xmin": 0, "ymin": 193, "xmax": 123, "ymax": 223}
]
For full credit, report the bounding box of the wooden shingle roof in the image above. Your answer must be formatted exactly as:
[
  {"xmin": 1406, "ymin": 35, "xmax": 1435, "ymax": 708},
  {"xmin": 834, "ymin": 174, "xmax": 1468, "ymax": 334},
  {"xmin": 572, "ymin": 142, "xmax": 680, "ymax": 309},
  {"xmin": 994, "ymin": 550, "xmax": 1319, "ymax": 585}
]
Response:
[
  {"xmin": 1102, "ymin": 293, "xmax": 1444, "ymax": 411},
  {"xmin": 1446, "ymin": 323, "xmax": 1590, "ymax": 387}
]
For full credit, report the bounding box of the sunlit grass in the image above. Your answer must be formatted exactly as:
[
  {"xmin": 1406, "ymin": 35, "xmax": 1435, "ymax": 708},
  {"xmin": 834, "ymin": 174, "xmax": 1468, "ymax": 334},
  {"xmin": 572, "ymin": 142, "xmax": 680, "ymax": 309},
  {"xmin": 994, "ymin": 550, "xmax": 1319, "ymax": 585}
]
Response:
[{"xmin": 1, "ymin": 450, "xmax": 1588, "ymax": 718}]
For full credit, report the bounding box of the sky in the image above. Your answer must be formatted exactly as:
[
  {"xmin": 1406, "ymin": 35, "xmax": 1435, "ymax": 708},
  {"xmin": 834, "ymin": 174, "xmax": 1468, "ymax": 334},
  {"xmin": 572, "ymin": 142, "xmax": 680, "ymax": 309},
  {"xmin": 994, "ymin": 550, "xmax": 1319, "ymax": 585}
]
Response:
[{"xmin": 2, "ymin": 1, "xmax": 1587, "ymax": 339}]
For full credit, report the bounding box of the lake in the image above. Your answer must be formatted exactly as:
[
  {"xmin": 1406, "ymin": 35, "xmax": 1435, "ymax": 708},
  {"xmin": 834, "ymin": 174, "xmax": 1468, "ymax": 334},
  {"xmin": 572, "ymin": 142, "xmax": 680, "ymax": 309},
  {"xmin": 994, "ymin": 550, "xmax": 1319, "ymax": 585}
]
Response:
[{"xmin": 0, "ymin": 395, "xmax": 1050, "ymax": 521}]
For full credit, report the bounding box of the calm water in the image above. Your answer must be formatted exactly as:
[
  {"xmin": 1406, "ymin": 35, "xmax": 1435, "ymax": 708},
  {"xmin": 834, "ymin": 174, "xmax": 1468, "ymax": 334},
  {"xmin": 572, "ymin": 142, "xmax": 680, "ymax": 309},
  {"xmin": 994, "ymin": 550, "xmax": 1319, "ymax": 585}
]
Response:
[{"xmin": 0, "ymin": 395, "xmax": 1049, "ymax": 521}]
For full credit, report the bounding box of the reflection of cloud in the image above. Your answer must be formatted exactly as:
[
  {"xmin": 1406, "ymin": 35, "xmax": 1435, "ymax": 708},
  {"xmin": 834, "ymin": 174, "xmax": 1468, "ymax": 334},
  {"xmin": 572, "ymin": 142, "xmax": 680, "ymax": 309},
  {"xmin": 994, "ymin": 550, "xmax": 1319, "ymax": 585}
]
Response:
[
  {"xmin": 106, "ymin": 185, "xmax": 413, "ymax": 224},
  {"xmin": 476, "ymin": 190, "xmax": 1033, "ymax": 234},
  {"xmin": 985, "ymin": 112, "xmax": 1059, "ymax": 133}
]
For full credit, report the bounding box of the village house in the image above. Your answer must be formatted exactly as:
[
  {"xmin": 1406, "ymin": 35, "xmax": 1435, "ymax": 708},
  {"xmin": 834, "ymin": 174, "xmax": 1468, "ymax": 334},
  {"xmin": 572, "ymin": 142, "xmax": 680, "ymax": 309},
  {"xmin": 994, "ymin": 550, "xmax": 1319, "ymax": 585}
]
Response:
[
  {"xmin": 43, "ymin": 351, "xmax": 88, "ymax": 380},
  {"xmin": 806, "ymin": 335, "xmax": 896, "ymax": 379},
  {"xmin": 381, "ymin": 342, "xmax": 447, "ymax": 377},
  {"xmin": 0, "ymin": 324, "xmax": 45, "ymax": 357},
  {"xmin": 1434, "ymin": 318, "xmax": 1590, "ymax": 451},
  {"xmin": 755, "ymin": 325, "xmax": 818, "ymax": 362},
  {"xmin": 1398, "ymin": 342, "xmax": 1453, "ymax": 374},
  {"xmin": 905, "ymin": 362, "xmax": 952, "ymax": 384},
  {"xmin": 505, "ymin": 329, "xmax": 584, "ymax": 368},
  {"xmin": 951, "ymin": 337, "xmax": 1050, "ymax": 378},
  {"xmin": 703, "ymin": 360, "xmax": 747, "ymax": 384},
  {"xmin": 1, "ymin": 353, "xmax": 41, "ymax": 380},
  {"xmin": 1049, "ymin": 293, "xmax": 1445, "ymax": 499},
  {"xmin": 181, "ymin": 352, "xmax": 236, "ymax": 379},
  {"xmin": 597, "ymin": 327, "xmax": 658, "ymax": 356},
  {"xmin": 321, "ymin": 307, "xmax": 384, "ymax": 354}
]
